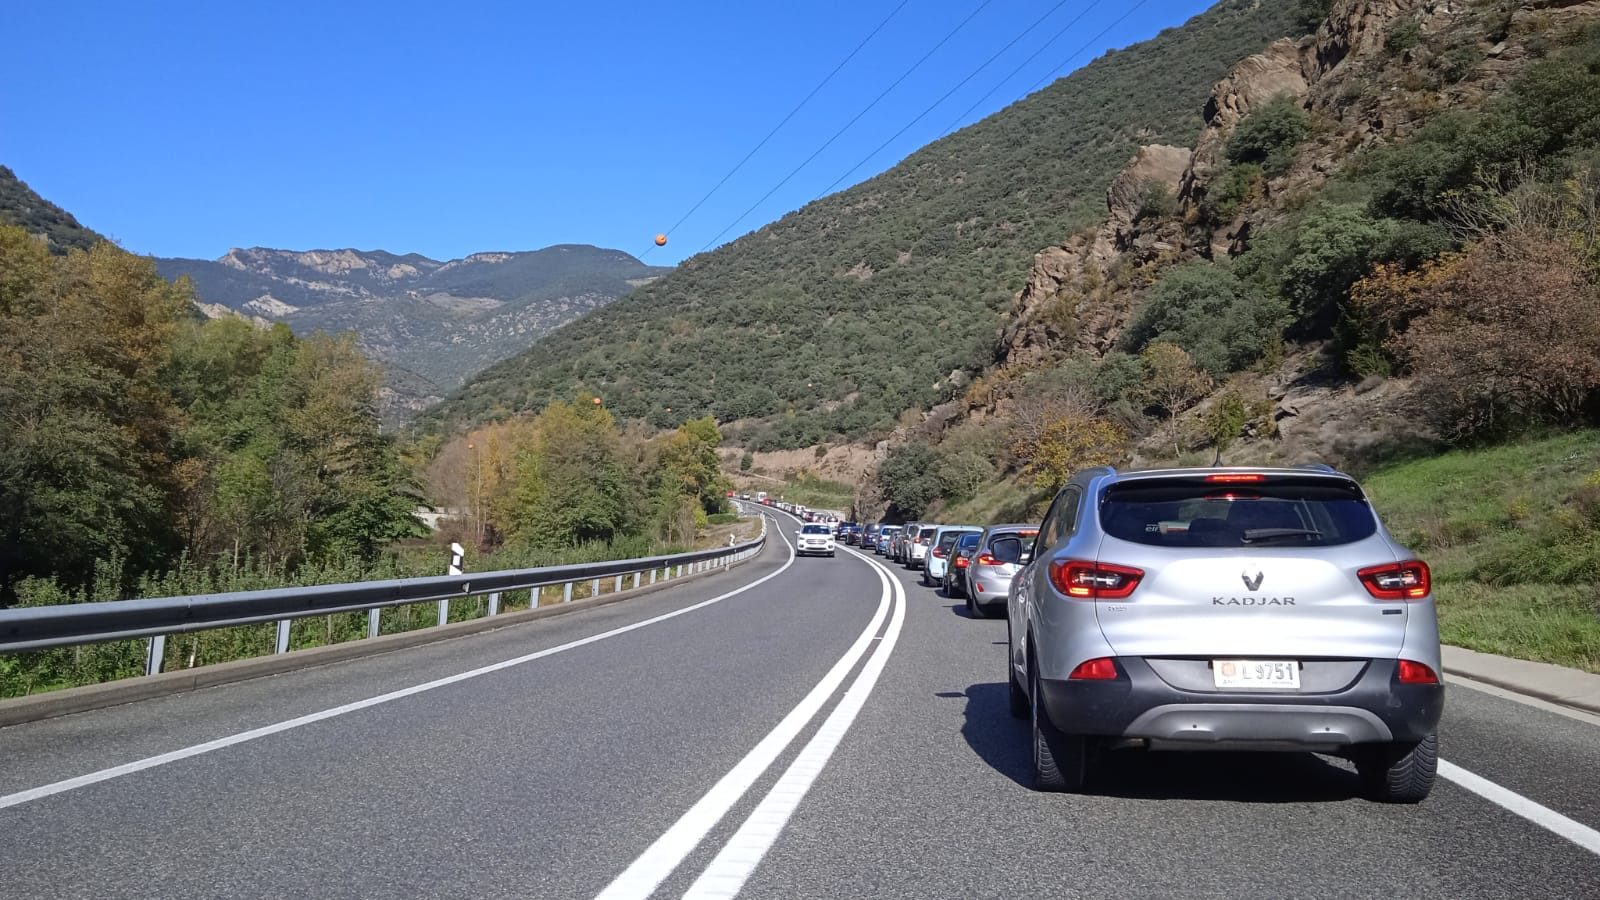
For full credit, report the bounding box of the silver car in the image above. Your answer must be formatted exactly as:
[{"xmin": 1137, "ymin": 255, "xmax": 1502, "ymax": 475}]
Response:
[
  {"xmin": 895, "ymin": 523, "xmax": 923, "ymax": 564},
  {"xmin": 955, "ymin": 524, "xmax": 1036, "ymax": 612},
  {"xmin": 1007, "ymin": 465, "xmax": 1443, "ymax": 802}
]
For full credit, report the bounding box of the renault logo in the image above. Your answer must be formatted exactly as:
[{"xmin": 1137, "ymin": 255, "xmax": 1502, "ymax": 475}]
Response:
[{"xmin": 1241, "ymin": 569, "xmax": 1265, "ymax": 591}]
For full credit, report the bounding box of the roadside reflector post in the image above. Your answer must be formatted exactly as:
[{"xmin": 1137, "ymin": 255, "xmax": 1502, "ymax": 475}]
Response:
[
  {"xmin": 441, "ymin": 542, "xmax": 464, "ymax": 627},
  {"xmin": 275, "ymin": 619, "xmax": 290, "ymax": 654},
  {"xmin": 145, "ymin": 634, "xmax": 166, "ymax": 676}
]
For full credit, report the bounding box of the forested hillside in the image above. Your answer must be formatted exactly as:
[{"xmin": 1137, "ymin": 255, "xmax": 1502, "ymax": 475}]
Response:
[
  {"xmin": 0, "ymin": 166, "xmax": 104, "ymax": 254},
  {"xmin": 427, "ymin": 0, "xmax": 1317, "ymax": 447},
  {"xmin": 0, "ymin": 226, "xmax": 422, "ymax": 604}
]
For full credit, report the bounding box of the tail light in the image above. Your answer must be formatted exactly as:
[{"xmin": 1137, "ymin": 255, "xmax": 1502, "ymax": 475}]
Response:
[
  {"xmin": 932, "ymin": 548, "xmax": 946, "ymax": 558},
  {"xmin": 954, "ymin": 556, "xmax": 970, "ymax": 568},
  {"xmin": 975, "ymin": 553, "xmax": 999, "ymax": 566},
  {"xmin": 1069, "ymin": 657, "xmax": 1119, "ymax": 680},
  {"xmin": 1049, "ymin": 560, "xmax": 1143, "ymax": 600},
  {"xmin": 1397, "ymin": 660, "xmax": 1439, "ymax": 684},
  {"xmin": 1359, "ymin": 561, "xmax": 1431, "ymax": 600}
]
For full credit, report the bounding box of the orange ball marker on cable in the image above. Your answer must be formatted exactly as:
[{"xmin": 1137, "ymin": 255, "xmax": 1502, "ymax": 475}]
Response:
[{"xmin": 654, "ymin": 233, "xmax": 668, "ymax": 246}]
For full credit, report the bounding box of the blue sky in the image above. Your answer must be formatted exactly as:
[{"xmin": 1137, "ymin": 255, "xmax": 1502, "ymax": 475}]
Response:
[{"xmin": 3, "ymin": 0, "xmax": 1216, "ymax": 265}]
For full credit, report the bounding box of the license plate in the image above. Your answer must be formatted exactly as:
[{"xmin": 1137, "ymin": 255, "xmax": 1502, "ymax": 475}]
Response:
[{"xmin": 1213, "ymin": 659, "xmax": 1300, "ymax": 689}]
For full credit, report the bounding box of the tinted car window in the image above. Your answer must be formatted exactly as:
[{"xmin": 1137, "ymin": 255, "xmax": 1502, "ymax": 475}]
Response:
[
  {"xmin": 956, "ymin": 532, "xmax": 981, "ymax": 552},
  {"xmin": 937, "ymin": 532, "xmax": 963, "ymax": 551},
  {"xmin": 1100, "ymin": 478, "xmax": 1379, "ymax": 547}
]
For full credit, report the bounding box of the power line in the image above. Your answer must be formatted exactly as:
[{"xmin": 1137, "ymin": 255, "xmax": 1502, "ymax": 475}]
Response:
[
  {"xmin": 697, "ymin": 0, "xmax": 997, "ymax": 254},
  {"xmin": 639, "ymin": 0, "xmax": 914, "ymax": 260},
  {"xmin": 938, "ymin": 0, "xmax": 1109, "ymax": 139},
  {"xmin": 1022, "ymin": 0, "xmax": 1151, "ymax": 95},
  {"xmin": 812, "ymin": 0, "xmax": 1085, "ymax": 201}
]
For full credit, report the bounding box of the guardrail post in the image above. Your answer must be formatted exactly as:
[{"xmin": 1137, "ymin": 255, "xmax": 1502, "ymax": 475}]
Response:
[
  {"xmin": 649, "ymin": 569, "xmax": 657, "ymax": 585},
  {"xmin": 615, "ymin": 575, "xmax": 623, "ymax": 593},
  {"xmin": 275, "ymin": 619, "xmax": 291, "ymax": 654},
  {"xmin": 488, "ymin": 592, "xmax": 500, "ymax": 616},
  {"xmin": 676, "ymin": 564, "xmax": 684, "ymax": 578},
  {"xmin": 367, "ymin": 608, "xmax": 380, "ymax": 639},
  {"xmin": 633, "ymin": 572, "xmax": 641, "ymax": 589},
  {"xmin": 145, "ymin": 634, "xmax": 166, "ymax": 676},
  {"xmin": 591, "ymin": 578, "xmax": 600, "ymax": 598},
  {"xmin": 563, "ymin": 582, "xmax": 573, "ymax": 603}
]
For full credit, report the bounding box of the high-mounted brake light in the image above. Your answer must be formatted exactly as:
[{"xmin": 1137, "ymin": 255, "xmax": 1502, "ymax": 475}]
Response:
[
  {"xmin": 1397, "ymin": 660, "xmax": 1439, "ymax": 684},
  {"xmin": 1359, "ymin": 561, "xmax": 1431, "ymax": 600},
  {"xmin": 1069, "ymin": 657, "xmax": 1119, "ymax": 680},
  {"xmin": 1049, "ymin": 560, "xmax": 1144, "ymax": 600},
  {"xmin": 1206, "ymin": 473, "xmax": 1266, "ymax": 483}
]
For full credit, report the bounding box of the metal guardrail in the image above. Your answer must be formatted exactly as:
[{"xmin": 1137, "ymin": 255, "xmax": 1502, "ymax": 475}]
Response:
[{"xmin": 0, "ymin": 519, "xmax": 767, "ymax": 677}]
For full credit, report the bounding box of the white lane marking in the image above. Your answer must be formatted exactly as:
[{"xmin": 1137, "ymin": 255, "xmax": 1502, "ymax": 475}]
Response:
[
  {"xmin": 1439, "ymin": 760, "xmax": 1600, "ymax": 856},
  {"xmin": 593, "ymin": 530, "xmax": 893, "ymax": 900},
  {"xmin": 683, "ymin": 545, "xmax": 906, "ymax": 899},
  {"xmin": 0, "ymin": 524, "xmax": 794, "ymax": 813}
]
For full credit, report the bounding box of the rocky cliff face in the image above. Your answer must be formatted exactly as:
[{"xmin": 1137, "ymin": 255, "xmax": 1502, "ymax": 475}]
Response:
[{"xmin": 986, "ymin": 0, "xmax": 1600, "ymax": 468}]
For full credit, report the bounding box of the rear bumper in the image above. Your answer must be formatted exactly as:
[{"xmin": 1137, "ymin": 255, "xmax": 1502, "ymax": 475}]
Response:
[{"xmin": 1038, "ymin": 657, "xmax": 1443, "ymax": 749}]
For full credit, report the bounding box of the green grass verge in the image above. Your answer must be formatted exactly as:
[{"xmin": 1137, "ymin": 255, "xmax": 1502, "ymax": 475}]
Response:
[{"xmin": 1362, "ymin": 430, "xmax": 1600, "ymax": 672}]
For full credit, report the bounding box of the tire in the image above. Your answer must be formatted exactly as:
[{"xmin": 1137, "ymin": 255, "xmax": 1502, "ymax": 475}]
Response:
[
  {"xmin": 1007, "ymin": 619, "xmax": 1028, "ymax": 719},
  {"xmin": 828, "ymin": 551, "xmax": 836, "ymax": 558},
  {"xmin": 1030, "ymin": 653, "xmax": 1086, "ymax": 792},
  {"xmin": 922, "ymin": 569, "xmax": 932, "ymax": 587},
  {"xmin": 964, "ymin": 591, "xmax": 976, "ymax": 617},
  {"xmin": 1357, "ymin": 733, "xmax": 1438, "ymax": 803}
]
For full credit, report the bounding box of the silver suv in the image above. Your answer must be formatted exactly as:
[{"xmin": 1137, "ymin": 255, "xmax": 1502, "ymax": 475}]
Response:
[{"xmin": 1007, "ymin": 465, "xmax": 1443, "ymax": 802}]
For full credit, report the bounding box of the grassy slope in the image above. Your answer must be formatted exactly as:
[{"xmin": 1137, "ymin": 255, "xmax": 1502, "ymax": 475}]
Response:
[
  {"xmin": 428, "ymin": 0, "xmax": 1307, "ymax": 445},
  {"xmin": 1362, "ymin": 432, "xmax": 1600, "ymax": 672}
]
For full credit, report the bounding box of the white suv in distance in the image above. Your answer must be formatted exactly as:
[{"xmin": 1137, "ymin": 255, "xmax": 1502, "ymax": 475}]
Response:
[{"xmin": 796, "ymin": 523, "xmax": 836, "ymax": 557}]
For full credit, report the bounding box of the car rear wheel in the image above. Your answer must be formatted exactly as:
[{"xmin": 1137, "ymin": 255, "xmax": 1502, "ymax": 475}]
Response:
[
  {"xmin": 1030, "ymin": 654, "xmax": 1086, "ymax": 792},
  {"xmin": 1356, "ymin": 733, "xmax": 1438, "ymax": 803}
]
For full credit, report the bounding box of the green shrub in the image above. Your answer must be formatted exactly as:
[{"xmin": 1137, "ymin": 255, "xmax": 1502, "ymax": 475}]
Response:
[
  {"xmin": 1281, "ymin": 203, "xmax": 1393, "ymax": 332},
  {"xmin": 1124, "ymin": 263, "xmax": 1291, "ymax": 376},
  {"xmin": 1385, "ymin": 20, "xmax": 1422, "ymax": 54},
  {"xmin": 1226, "ymin": 95, "xmax": 1310, "ymax": 176},
  {"xmin": 706, "ymin": 512, "xmax": 740, "ymax": 525}
]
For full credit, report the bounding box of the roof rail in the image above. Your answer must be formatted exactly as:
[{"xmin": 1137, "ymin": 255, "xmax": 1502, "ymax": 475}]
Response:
[{"xmin": 1295, "ymin": 463, "xmax": 1338, "ymax": 473}]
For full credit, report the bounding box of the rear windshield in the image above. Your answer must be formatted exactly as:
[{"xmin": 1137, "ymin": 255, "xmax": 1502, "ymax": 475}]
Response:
[
  {"xmin": 956, "ymin": 533, "xmax": 981, "ymax": 549},
  {"xmin": 1100, "ymin": 478, "xmax": 1378, "ymax": 548},
  {"xmin": 936, "ymin": 531, "xmax": 964, "ymax": 550}
]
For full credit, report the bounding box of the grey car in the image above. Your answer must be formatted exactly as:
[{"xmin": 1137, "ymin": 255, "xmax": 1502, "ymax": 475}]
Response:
[
  {"xmin": 955, "ymin": 524, "xmax": 1036, "ymax": 612},
  {"xmin": 1007, "ymin": 465, "xmax": 1443, "ymax": 802}
]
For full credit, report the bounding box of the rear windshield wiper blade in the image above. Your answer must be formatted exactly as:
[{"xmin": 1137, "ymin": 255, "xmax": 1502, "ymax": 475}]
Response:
[{"xmin": 1241, "ymin": 527, "xmax": 1324, "ymax": 543}]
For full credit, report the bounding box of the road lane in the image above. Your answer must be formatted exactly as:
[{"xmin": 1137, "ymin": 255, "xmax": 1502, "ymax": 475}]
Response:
[
  {"xmin": 0, "ymin": 516, "xmax": 887, "ymax": 898},
  {"xmin": 739, "ymin": 559, "xmax": 1600, "ymax": 899}
]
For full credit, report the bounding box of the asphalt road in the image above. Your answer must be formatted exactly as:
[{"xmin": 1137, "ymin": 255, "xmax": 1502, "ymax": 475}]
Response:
[{"xmin": 2, "ymin": 505, "xmax": 1598, "ymax": 898}]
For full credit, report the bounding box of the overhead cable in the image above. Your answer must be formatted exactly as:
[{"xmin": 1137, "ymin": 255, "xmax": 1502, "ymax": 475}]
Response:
[
  {"xmin": 812, "ymin": 0, "xmax": 1087, "ymax": 200},
  {"xmin": 640, "ymin": 0, "xmax": 914, "ymax": 259},
  {"xmin": 697, "ymin": 0, "xmax": 997, "ymax": 254}
]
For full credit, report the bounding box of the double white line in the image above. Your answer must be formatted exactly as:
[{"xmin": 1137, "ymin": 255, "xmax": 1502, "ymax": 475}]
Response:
[{"xmin": 598, "ymin": 533, "xmax": 907, "ymax": 900}]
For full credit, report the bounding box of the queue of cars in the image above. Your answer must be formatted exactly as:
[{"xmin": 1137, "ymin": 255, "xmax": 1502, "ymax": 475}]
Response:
[{"xmin": 841, "ymin": 463, "xmax": 1443, "ymax": 803}]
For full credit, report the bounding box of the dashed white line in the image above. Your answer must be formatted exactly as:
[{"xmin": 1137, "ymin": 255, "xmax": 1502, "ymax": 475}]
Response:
[{"xmin": 1439, "ymin": 760, "xmax": 1600, "ymax": 856}]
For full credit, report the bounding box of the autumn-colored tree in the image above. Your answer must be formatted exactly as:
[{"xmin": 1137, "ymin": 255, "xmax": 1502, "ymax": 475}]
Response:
[
  {"xmin": 1014, "ymin": 414, "xmax": 1130, "ymax": 491},
  {"xmin": 1137, "ymin": 342, "xmax": 1213, "ymax": 457},
  {"xmin": 1380, "ymin": 232, "xmax": 1600, "ymax": 440}
]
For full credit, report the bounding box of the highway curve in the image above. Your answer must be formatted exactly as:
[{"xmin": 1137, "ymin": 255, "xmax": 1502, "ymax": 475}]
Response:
[{"xmin": 1, "ymin": 504, "xmax": 1597, "ymax": 898}]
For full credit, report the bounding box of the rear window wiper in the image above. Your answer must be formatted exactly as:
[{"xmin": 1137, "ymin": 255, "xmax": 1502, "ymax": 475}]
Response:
[{"xmin": 1241, "ymin": 527, "xmax": 1324, "ymax": 543}]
